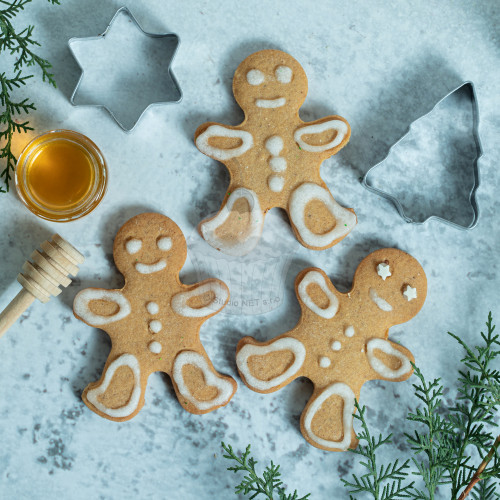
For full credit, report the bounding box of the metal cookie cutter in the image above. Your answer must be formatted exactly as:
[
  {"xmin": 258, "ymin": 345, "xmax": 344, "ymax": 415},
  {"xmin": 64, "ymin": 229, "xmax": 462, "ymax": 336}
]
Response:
[
  {"xmin": 68, "ymin": 7, "xmax": 182, "ymax": 131},
  {"xmin": 362, "ymin": 81, "xmax": 482, "ymax": 230}
]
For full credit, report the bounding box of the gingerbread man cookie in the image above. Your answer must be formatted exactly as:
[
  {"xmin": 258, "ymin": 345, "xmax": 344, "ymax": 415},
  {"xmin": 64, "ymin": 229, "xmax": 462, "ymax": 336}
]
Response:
[
  {"xmin": 73, "ymin": 213, "xmax": 237, "ymax": 421},
  {"xmin": 236, "ymin": 248, "xmax": 426, "ymax": 451},
  {"xmin": 195, "ymin": 49, "xmax": 356, "ymax": 256}
]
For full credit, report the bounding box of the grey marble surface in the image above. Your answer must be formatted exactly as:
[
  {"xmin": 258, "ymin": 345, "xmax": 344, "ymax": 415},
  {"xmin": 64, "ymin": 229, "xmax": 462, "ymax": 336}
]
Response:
[{"xmin": 0, "ymin": 1, "xmax": 499, "ymax": 499}]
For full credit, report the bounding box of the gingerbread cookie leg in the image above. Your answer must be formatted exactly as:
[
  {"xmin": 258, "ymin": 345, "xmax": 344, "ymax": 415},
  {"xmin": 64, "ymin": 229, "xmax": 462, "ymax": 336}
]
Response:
[
  {"xmin": 288, "ymin": 183, "xmax": 357, "ymax": 250},
  {"xmin": 198, "ymin": 187, "xmax": 264, "ymax": 256},
  {"xmin": 300, "ymin": 383, "xmax": 357, "ymax": 452},
  {"xmin": 236, "ymin": 335, "xmax": 306, "ymax": 393}
]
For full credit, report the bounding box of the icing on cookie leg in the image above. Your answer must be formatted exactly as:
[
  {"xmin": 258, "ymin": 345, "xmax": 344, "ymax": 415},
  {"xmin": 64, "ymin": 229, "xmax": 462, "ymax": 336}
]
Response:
[{"xmin": 288, "ymin": 183, "xmax": 356, "ymax": 250}]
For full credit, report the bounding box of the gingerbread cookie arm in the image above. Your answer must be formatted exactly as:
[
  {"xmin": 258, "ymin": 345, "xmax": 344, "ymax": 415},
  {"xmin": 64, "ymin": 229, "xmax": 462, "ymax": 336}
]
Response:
[
  {"xmin": 82, "ymin": 351, "xmax": 147, "ymax": 422},
  {"xmin": 171, "ymin": 279, "xmax": 229, "ymax": 319},
  {"xmin": 293, "ymin": 116, "xmax": 351, "ymax": 158},
  {"xmin": 300, "ymin": 383, "xmax": 358, "ymax": 452},
  {"xmin": 73, "ymin": 288, "xmax": 131, "ymax": 328},
  {"xmin": 236, "ymin": 335, "xmax": 306, "ymax": 393},
  {"xmin": 288, "ymin": 183, "xmax": 357, "ymax": 250},
  {"xmin": 171, "ymin": 349, "xmax": 237, "ymax": 414},
  {"xmin": 195, "ymin": 122, "xmax": 253, "ymax": 162},
  {"xmin": 365, "ymin": 338, "xmax": 414, "ymax": 382},
  {"xmin": 198, "ymin": 187, "xmax": 264, "ymax": 256}
]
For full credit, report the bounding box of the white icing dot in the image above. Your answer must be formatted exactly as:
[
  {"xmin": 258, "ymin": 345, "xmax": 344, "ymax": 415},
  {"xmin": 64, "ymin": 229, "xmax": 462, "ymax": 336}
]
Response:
[
  {"xmin": 297, "ymin": 270, "xmax": 339, "ymax": 319},
  {"xmin": 157, "ymin": 237, "xmax": 172, "ymax": 251},
  {"xmin": 268, "ymin": 175, "xmax": 285, "ymax": 192},
  {"xmin": 367, "ymin": 338, "xmax": 412, "ymax": 379},
  {"xmin": 236, "ymin": 337, "xmax": 306, "ymax": 391},
  {"xmin": 331, "ymin": 341, "xmax": 341, "ymax": 351},
  {"xmin": 294, "ymin": 119, "xmax": 348, "ymax": 153},
  {"xmin": 403, "ymin": 285, "xmax": 417, "ymax": 301},
  {"xmin": 319, "ymin": 356, "xmax": 331, "ymax": 368},
  {"xmin": 135, "ymin": 260, "xmax": 167, "ymax": 274},
  {"xmin": 255, "ymin": 97, "xmax": 286, "ymax": 108},
  {"xmin": 74, "ymin": 289, "xmax": 131, "ymax": 326},
  {"xmin": 275, "ymin": 65, "xmax": 292, "ymax": 83},
  {"xmin": 146, "ymin": 302, "xmax": 159, "ymax": 315},
  {"xmin": 246, "ymin": 69, "xmax": 265, "ymax": 85},
  {"xmin": 196, "ymin": 125, "xmax": 254, "ymax": 161},
  {"xmin": 344, "ymin": 326, "xmax": 355, "ymax": 337},
  {"xmin": 289, "ymin": 183, "xmax": 356, "ymax": 249},
  {"xmin": 265, "ymin": 136, "xmax": 284, "ymax": 156},
  {"xmin": 377, "ymin": 263, "xmax": 391, "ymax": 280},
  {"xmin": 148, "ymin": 341, "xmax": 162, "ymax": 354},
  {"xmin": 125, "ymin": 239, "xmax": 142, "ymax": 255},
  {"xmin": 369, "ymin": 288, "xmax": 393, "ymax": 312},
  {"xmin": 149, "ymin": 320, "xmax": 162, "ymax": 333},
  {"xmin": 269, "ymin": 157, "xmax": 287, "ymax": 172}
]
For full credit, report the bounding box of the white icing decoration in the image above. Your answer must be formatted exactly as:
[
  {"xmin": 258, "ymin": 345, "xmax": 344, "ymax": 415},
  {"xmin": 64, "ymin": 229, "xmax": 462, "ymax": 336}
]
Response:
[
  {"xmin": 369, "ymin": 288, "xmax": 393, "ymax": 312},
  {"xmin": 74, "ymin": 289, "xmax": 131, "ymax": 326},
  {"xmin": 377, "ymin": 263, "xmax": 391, "ymax": 280},
  {"xmin": 236, "ymin": 337, "xmax": 306, "ymax": 391},
  {"xmin": 255, "ymin": 97, "xmax": 286, "ymax": 108},
  {"xmin": 157, "ymin": 237, "xmax": 172, "ymax": 251},
  {"xmin": 268, "ymin": 175, "xmax": 285, "ymax": 192},
  {"xmin": 265, "ymin": 136, "xmax": 284, "ymax": 156},
  {"xmin": 319, "ymin": 356, "xmax": 331, "ymax": 368},
  {"xmin": 196, "ymin": 125, "xmax": 253, "ymax": 161},
  {"xmin": 246, "ymin": 69, "xmax": 265, "ymax": 85},
  {"xmin": 297, "ymin": 270, "xmax": 338, "ymax": 319},
  {"xmin": 294, "ymin": 119, "xmax": 348, "ymax": 153},
  {"xmin": 345, "ymin": 326, "xmax": 355, "ymax": 337},
  {"xmin": 331, "ymin": 341, "xmax": 341, "ymax": 351},
  {"xmin": 146, "ymin": 302, "xmax": 159, "ymax": 315},
  {"xmin": 275, "ymin": 65, "xmax": 292, "ymax": 83},
  {"xmin": 135, "ymin": 260, "xmax": 166, "ymax": 274},
  {"xmin": 367, "ymin": 338, "xmax": 412, "ymax": 379},
  {"xmin": 269, "ymin": 157, "xmax": 287, "ymax": 172},
  {"xmin": 403, "ymin": 285, "xmax": 417, "ymax": 301},
  {"xmin": 149, "ymin": 320, "xmax": 162, "ymax": 333},
  {"xmin": 289, "ymin": 183, "xmax": 356, "ymax": 248},
  {"xmin": 125, "ymin": 239, "xmax": 142, "ymax": 255},
  {"xmin": 303, "ymin": 382, "xmax": 355, "ymax": 451},
  {"xmin": 173, "ymin": 351, "xmax": 234, "ymax": 411},
  {"xmin": 171, "ymin": 282, "xmax": 228, "ymax": 318},
  {"xmin": 148, "ymin": 341, "xmax": 162, "ymax": 354},
  {"xmin": 86, "ymin": 354, "xmax": 141, "ymax": 418},
  {"xmin": 200, "ymin": 188, "xmax": 263, "ymax": 256}
]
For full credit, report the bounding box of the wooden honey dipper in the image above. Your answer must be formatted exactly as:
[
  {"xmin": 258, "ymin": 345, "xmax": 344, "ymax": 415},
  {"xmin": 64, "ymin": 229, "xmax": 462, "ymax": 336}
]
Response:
[{"xmin": 0, "ymin": 234, "xmax": 84, "ymax": 337}]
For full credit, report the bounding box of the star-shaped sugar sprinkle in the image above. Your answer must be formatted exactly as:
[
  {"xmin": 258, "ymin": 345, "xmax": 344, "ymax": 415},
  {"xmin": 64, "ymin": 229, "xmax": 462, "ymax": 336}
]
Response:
[
  {"xmin": 403, "ymin": 285, "xmax": 417, "ymax": 301},
  {"xmin": 377, "ymin": 262, "xmax": 391, "ymax": 280}
]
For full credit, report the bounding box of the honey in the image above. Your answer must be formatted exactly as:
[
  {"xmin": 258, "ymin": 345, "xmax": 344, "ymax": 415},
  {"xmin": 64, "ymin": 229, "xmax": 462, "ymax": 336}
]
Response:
[{"xmin": 16, "ymin": 130, "xmax": 107, "ymax": 222}]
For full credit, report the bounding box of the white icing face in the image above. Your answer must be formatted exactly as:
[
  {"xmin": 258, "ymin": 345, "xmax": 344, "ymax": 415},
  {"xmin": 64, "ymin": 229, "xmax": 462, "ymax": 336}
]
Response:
[
  {"xmin": 125, "ymin": 239, "xmax": 142, "ymax": 255},
  {"xmin": 157, "ymin": 237, "xmax": 172, "ymax": 251},
  {"xmin": 369, "ymin": 288, "xmax": 393, "ymax": 312},
  {"xmin": 246, "ymin": 69, "xmax": 265, "ymax": 85},
  {"xmin": 275, "ymin": 65, "xmax": 292, "ymax": 83},
  {"xmin": 135, "ymin": 260, "xmax": 167, "ymax": 274},
  {"xmin": 377, "ymin": 263, "xmax": 391, "ymax": 281},
  {"xmin": 403, "ymin": 285, "xmax": 417, "ymax": 301},
  {"xmin": 245, "ymin": 66, "xmax": 294, "ymax": 108}
]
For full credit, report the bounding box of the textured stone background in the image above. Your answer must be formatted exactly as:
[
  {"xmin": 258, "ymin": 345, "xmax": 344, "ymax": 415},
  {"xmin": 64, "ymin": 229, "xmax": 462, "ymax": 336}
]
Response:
[{"xmin": 0, "ymin": 1, "xmax": 498, "ymax": 498}]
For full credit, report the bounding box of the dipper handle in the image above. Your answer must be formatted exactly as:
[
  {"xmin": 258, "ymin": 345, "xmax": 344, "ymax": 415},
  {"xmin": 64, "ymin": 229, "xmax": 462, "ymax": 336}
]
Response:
[{"xmin": 0, "ymin": 234, "xmax": 84, "ymax": 338}]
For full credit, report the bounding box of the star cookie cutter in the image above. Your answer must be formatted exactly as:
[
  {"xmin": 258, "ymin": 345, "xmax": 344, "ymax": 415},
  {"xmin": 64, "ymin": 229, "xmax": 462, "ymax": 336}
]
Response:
[
  {"xmin": 68, "ymin": 7, "xmax": 182, "ymax": 131},
  {"xmin": 362, "ymin": 82, "xmax": 482, "ymax": 230}
]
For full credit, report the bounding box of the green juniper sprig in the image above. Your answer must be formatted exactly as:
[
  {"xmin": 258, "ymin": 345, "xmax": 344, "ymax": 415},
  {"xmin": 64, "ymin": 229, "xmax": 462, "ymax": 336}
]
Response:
[
  {"xmin": 0, "ymin": 0, "xmax": 60, "ymax": 192},
  {"xmin": 341, "ymin": 401, "xmax": 415, "ymax": 500},
  {"xmin": 221, "ymin": 442, "xmax": 310, "ymax": 500}
]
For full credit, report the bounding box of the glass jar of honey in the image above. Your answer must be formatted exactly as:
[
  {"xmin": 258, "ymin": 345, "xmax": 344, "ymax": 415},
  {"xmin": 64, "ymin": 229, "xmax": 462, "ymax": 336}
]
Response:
[{"xmin": 15, "ymin": 130, "xmax": 107, "ymax": 222}]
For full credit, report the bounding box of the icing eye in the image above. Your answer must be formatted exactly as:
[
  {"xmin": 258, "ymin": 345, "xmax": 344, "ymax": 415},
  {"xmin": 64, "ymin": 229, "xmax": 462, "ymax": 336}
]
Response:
[
  {"xmin": 125, "ymin": 238, "xmax": 142, "ymax": 255},
  {"xmin": 246, "ymin": 69, "xmax": 265, "ymax": 85},
  {"xmin": 275, "ymin": 65, "xmax": 292, "ymax": 83},
  {"xmin": 157, "ymin": 236, "xmax": 172, "ymax": 251}
]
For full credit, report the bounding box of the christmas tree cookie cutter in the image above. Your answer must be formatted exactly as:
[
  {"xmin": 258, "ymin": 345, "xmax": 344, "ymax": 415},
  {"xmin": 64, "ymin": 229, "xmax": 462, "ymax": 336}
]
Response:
[
  {"xmin": 68, "ymin": 7, "xmax": 182, "ymax": 131},
  {"xmin": 362, "ymin": 81, "xmax": 482, "ymax": 230}
]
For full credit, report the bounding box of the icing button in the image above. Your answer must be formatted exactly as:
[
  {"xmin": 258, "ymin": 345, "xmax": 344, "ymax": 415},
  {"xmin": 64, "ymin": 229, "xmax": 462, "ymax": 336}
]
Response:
[
  {"xmin": 319, "ymin": 356, "xmax": 331, "ymax": 368},
  {"xmin": 149, "ymin": 320, "xmax": 162, "ymax": 333},
  {"xmin": 331, "ymin": 341, "xmax": 341, "ymax": 351},
  {"xmin": 149, "ymin": 341, "xmax": 162, "ymax": 354}
]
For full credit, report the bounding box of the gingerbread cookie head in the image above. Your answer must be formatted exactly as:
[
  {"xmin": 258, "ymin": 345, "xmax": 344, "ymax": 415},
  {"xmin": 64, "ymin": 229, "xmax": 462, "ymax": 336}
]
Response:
[
  {"xmin": 232, "ymin": 50, "xmax": 308, "ymax": 113},
  {"xmin": 73, "ymin": 213, "xmax": 237, "ymax": 422},
  {"xmin": 113, "ymin": 213, "xmax": 187, "ymax": 280},
  {"xmin": 236, "ymin": 248, "xmax": 426, "ymax": 451}
]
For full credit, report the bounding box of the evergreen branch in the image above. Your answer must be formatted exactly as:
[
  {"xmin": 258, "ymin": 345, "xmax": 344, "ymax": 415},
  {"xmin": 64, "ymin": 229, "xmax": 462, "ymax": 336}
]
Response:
[{"xmin": 221, "ymin": 442, "xmax": 310, "ymax": 500}]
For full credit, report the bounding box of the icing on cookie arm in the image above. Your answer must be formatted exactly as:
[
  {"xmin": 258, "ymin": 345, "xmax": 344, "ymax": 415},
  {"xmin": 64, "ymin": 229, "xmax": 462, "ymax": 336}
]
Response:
[
  {"xmin": 171, "ymin": 279, "xmax": 229, "ymax": 318},
  {"xmin": 366, "ymin": 338, "xmax": 414, "ymax": 381},
  {"xmin": 294, "ymin": 116, "xmax": 350, "ymax": 155},
  {"xmin": 195, "ymin": 123, "xmax": 253, "ymax": 161},
  {"xmin": 73, "ymin": 288, "xmax": 131, "ymax": 327}
]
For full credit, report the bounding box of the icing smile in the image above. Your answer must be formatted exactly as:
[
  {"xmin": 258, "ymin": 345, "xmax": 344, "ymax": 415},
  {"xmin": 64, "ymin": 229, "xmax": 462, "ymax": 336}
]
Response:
[
  {"xmin": 255, "ymin": 97, "xmax": 286, "ymax": 108},
  {"xmin": 134, "ymin": 259, "xmax": 167, "ymax": 274}
]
